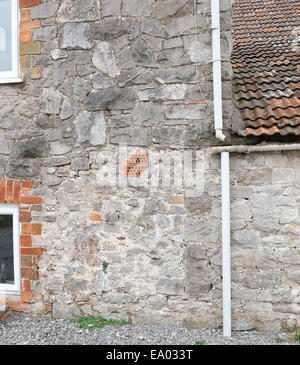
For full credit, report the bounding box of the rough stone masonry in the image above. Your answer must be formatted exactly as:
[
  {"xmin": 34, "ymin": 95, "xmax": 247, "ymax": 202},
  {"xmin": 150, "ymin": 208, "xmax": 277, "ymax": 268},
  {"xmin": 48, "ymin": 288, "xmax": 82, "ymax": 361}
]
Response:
[{"xmin": 0, "ymin": 0, "xmax": 299, "ymax": 331}]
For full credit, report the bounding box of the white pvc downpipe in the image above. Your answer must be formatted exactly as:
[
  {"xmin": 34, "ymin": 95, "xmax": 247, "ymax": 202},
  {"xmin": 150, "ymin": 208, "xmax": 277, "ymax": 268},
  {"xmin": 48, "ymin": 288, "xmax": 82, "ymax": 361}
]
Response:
[
  {"xmin": 211, "ymin": 0, "xmax": 230, "ymax": 337},
  {"xmin": 221, "ymin": 152, "xmax": 231, "ymax": 337},
  {"xmin": 211, "ymin": 0, "xmax": 226, "ymax": 142}
]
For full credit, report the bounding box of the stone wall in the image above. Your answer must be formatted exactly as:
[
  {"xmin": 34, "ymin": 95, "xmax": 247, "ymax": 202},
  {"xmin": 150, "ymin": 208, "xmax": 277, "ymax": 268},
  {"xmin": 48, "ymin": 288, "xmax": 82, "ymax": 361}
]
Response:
[{"xmin": 0, "ymin": 0, "xmax": 299, "ymax": 331}]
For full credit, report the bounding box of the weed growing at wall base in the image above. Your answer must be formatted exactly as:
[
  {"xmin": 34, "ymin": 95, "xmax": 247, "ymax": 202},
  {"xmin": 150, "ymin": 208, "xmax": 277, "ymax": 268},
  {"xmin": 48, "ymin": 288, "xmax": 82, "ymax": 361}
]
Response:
[
  {"xmin": 195, "ymin": 340, "xmax": 206, "ymax": 345},
  {"xmin": 72, "ymin": 316, "xmax": 130, "ymax": 330},
  {"xmin": 291, "ymin": 328, "xmax": 300, "ymax": 341}
]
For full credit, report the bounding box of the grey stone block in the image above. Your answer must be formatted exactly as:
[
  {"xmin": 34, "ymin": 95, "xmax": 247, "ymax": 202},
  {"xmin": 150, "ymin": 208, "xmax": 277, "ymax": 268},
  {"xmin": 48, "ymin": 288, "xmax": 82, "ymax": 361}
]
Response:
[
  {"xmin": 71, "ymin": 157, "xmax": 90, "ymax": 171},
  {"xmin": 41, "ymin": 88, "xmax": 62, "ymax": 115},
  {"xmin": 138, "ymin": 84, "xmax": 187, "ymax": 101},
  {"xmin": 0, "ymin": 116, "xmax": 31, "ymax": 130},
  {"xmin": 53, "ymin": 60, "xmax": 66, "ymax": 87},
  {"xmin": 143, "ymin": 295, "xmax": 167, "ymax": 310},
  {"xmin": 153, "ymin": 0, "xmax": 193, "ymax": 19},
  {"xmin": 52, "ymin": 303, "xmax": 81, "ymax": 319},
  {"xmin": 42, "ymin": 174, "xmax": 62, "ymax": 187},
  {"xmin": 13, "ymin": 137, "xmax": 49, "ymax": 159},
  {"xmin": 152, "ymin": 127, "xmax": 184, "ymax": 147},
  {"xmin": 232, "ymin": 320, "xmax": 255, "ymax": 331},
  {"xmin": 7, "ymin": 159, "xmax": 41, "ymax": 179},
  {"xmin": 232, "ymin": 230, "xmax": 261, "ymax": 248},
  {"xmin": 56, "ymin": 0, "xmax": 100, "ymax": 23},
  {"xmin": 50, "ymin": 49, "xmax": 68, "ymax": 60},
  {"xmin": 0, "ymin": 133, "xmax": 12, "ymax": 154},
  {"xmin": 75, "ymin": 112, "xmax": 106, "ymax": 146},
  {"xmin": 166, "ymin": 104, "xmax": 207, "ymax": 120},
  {"xmin": 31, "ymin": 3, "xmax": 59, "ymax": 19},
  {"xmin": 91, "ymin": 73, "xmax": 115, "ymax": 90},
  {"xmin": 92, "ymin": 41, "xmax": 120, "ymax": 77},
  {"xmin": 32, "ymin": 26, "xmax": 57, "ymax": 41},
  {"xmin": 156, "ymin": 278, "xmax": 184, "ymax": 295},
  {"xmin": 101, "ymin": 0, "xmax": 122, "ymax": 16},
  {"xmin": 140, "ymin": 19, "xmax": 165, "ymax": 38},
  {"xmin": 86, "ymin": 88, "xmax": 137, "ymax": 111},
  {"xmin": 185, "ymin": 245, "xmax": 211, "ymax": 297},
  {"xmin": 132, "ymin": 102, "xmax": 164, "ymax": 127},
  {"xmin": 50, "ymin": 142, "xmax": 73, "ymax": 155},
  {"xmin": 110, "ymin": 127, "xmax": 148, "ymax": 146},
  {"xmin": 94, "ymin": 18, "xmax": 134, "ymax": 41},
  {"xmin": 123, "ymin": 0, "xmax": 152, "ymax": 16},
  {"xmin": 60, "ymin": 23, "xmax": 92, "ymax": 50},
  {"xmin": 60, "ymin": 97, "xmax": 79, "ymax": 120},
  {"xmin": 116, "ymin": 68, "xmax": 154, "ymax": 87}
]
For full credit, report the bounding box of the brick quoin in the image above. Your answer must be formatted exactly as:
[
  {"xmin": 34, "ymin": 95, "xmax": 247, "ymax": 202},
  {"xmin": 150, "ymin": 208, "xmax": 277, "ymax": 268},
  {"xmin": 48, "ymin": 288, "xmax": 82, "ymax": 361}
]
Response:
[
  {"xmin": 22, "ymin": 223, "xmax": 42, "ymax": 235},
  {"xmin": 0, "ymin": 179, "xmax": 47, "ymax": 312},
  {"xmin": 20, "ymin": 235, "xmax": 32, "ymax": 247},
  {"xmin": 19, "ymin": 0, "xmax": 41, "ymax": 8},
  {"xmin": 19, "ymin": 0, "xmax": 42, "ymax": 80},
  {"xmin": 20, "ymin": 196, "xmax": 43, "ymax": 204}
]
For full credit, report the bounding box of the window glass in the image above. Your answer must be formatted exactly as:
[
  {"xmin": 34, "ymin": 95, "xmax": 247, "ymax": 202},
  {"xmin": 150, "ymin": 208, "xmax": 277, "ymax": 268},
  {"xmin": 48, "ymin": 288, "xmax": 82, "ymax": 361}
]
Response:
[
  {"xmin": 0, "ymin": 0, "xmax": 12, "ymax": 73},
  {"xmin": 0, "ymin": 215, "xmax": 14, "ymax": 284}
]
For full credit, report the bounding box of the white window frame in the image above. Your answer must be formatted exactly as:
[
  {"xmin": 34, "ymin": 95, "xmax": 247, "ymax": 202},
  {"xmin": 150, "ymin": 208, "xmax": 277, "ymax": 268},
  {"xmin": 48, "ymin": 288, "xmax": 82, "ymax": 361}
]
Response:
[
  {"xmin": 0, "ymin": 0, "xmax": 22, "ymax": 84},
  {"xmin": 0, "ymin": 204, "xmax": 20, "ymax": 295}
]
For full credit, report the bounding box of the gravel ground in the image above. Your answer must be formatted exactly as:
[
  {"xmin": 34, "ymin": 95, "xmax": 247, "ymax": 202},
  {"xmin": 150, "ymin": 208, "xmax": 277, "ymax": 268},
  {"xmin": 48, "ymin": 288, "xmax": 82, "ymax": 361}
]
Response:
[{"xmin": 0, "ymin": 313, "xmax": 299, "ymax": 345}]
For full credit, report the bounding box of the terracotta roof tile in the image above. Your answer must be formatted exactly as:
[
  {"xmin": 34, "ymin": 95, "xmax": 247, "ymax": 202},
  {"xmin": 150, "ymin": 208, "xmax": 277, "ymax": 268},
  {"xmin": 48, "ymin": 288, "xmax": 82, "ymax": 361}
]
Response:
[{"xmin": 232, "ymin": 0, "xmax": 300, "ymax": 137}]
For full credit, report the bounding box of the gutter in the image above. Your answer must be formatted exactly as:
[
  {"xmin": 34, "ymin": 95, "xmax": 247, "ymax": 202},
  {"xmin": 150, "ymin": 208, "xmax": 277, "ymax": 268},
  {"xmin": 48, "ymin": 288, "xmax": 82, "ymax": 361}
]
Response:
[
  {"xmin": 211, "ymin": 0, "xmax": 226, "ymax": 142},
  {"xmin": 212, "ymin": 143, "xmax": 300, "ymax": 154}
]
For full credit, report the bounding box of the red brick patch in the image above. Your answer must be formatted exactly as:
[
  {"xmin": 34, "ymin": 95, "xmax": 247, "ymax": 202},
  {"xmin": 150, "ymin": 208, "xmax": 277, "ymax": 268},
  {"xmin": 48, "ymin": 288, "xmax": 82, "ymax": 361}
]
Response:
[
  {"xmin": 91, "ymin": 213, "xmax": 103, "ymax": 221},
  {"xmin": 5, "ymin": 301, "xmax": 29, "ymax": 312}
]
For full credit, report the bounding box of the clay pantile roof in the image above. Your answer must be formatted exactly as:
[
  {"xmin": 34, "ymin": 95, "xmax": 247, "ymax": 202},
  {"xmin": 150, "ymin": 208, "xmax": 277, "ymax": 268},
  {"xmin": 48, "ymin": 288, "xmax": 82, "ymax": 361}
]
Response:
[{"xmin": 232, "ymin": 0, "xmax": 300, "ymax": 137}]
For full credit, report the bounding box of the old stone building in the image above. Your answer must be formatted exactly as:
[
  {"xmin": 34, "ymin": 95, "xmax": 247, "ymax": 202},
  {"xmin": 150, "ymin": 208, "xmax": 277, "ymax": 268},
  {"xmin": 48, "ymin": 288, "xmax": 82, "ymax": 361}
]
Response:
[{"xmin": 0, "ymin": 0, "xmax": 299, "ymax": 332}]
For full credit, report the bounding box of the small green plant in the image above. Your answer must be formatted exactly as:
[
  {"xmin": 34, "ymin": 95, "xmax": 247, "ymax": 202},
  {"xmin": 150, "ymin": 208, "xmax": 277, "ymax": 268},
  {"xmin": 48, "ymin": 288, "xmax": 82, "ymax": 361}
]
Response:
[
  {"xmin": 275, "ymin": 337, "xmax": 283, "ymax": 343},
  {"xmin": 291, "ymin": 330, "xmax": 300, "ymax": 341},
  {"xmin": 195, "ymin": 340, "xmax": 206, "ymax": 345},
  {"xmin": 158, "ymin": 338, "xmax": 163, "ymax": 343},
  {"xmin": 72, "ymin": 316, "xmax": 130, "ymax": 331},
  {"xmin": 71, "ymin": 342, "xmax": 80, "ymax": 345},
  {"xmin": 102, "ymin": 261, "xmax": 109, "ymax": 273},
  {"xmin": 288, "ymin": 325, "xmax": 300, "ymax": 341}
]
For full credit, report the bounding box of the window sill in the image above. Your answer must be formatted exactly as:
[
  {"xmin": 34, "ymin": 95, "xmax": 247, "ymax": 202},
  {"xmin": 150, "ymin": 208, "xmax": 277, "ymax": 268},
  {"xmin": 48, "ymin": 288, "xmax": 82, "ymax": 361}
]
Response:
[
  {"xmin": 0, "ymin": 287, "xmax": 20, "ymax": 296},
  {"xmin": 0, "ymin": 77, "xmax": 23, "ymax": 84}
]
